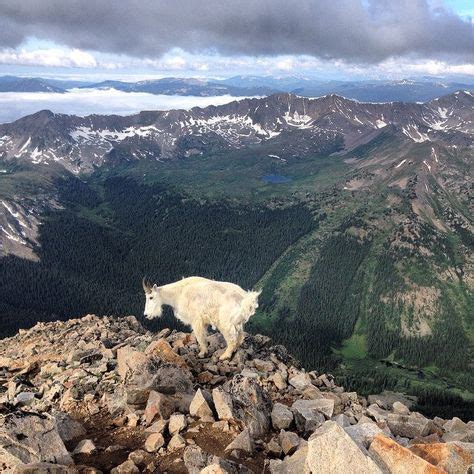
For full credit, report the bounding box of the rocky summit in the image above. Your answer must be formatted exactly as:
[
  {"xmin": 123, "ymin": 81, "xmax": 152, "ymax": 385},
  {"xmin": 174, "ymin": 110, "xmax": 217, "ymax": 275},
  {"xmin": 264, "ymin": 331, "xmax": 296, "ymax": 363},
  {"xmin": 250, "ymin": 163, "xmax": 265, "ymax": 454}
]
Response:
[{"xmin": 0, "ymin": 315, "xmax": 473, "ymax": 473}]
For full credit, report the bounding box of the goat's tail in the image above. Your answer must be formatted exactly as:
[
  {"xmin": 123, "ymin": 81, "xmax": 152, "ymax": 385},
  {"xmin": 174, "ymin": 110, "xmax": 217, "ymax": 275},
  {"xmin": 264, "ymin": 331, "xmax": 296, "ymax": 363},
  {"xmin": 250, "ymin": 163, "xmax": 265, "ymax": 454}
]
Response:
[{"xmin": 239, "ymin": 289, "xmax": 262, "ymax": 323}]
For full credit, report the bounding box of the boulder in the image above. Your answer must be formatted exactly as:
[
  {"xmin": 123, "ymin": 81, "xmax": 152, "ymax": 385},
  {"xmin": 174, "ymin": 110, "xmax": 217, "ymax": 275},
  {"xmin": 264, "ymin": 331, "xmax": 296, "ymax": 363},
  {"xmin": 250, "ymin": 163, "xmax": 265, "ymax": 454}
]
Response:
[
  {"xmin": 168, "ymin": 433, "xmax": 186, "ymax": 451},
  {"xmin": 345, "ymin": 422, "xmax": 390, "ymax": 449},
  {"xmin": 53, "ymin": 412, "xmax": 86, "ymax": 443},
  {"xmin": 268, "ymin": 372, "xmax": 287, "ymax": 390},
  {"xmin": 392, "ymin": 401, "xmax": 410, "ymax": 415},
  {"xmin": 184, "ymin": 445, "xmax": 211, "ymax": 474},
  {"xmin": 169, "ymin": 413, "xmax": 187, "ymax": 435},
  {"xmin": 279, "ymin": 430, "xmax": 300, "ymax": 456},
  {"xmin": 73, "ymin": 439, "xmax": 96, "ymax": 455},
  {"xmin": 367, "ymin": 403, "xmax": 389, "ymax": 422},
  {"xmin": 111, "ymin": 459, "xmax": 140, "ymax": 473},
  {"xmin": 15, "ymin": 392, "xmax": 36, "ymax": 407},
  {"xmin": 271, "ymin": 403, "xmax": 294, "ymax": 430},
  {"xmin": 288, "ymin": 372, "xmax": 313, "ymax": 391},
  {"xmin": 293, "ymin": 398, "xmax": 334, "ymax": 419},
  {"xmin": 190, "ymin": 389, "xmax": 215, "ymax": 421},
  {"xmin": 225, "ymin": 429, "xmax": 254, "ymax": 454},
  {"xmin": 144, "ymin": 432, "xmax": 165, "ymax": 452},
  {"xmin": 117, "ymin": 346, "xmax": 148, "ymax": 381},
  {"xmin": 410, "ymin": 442, "xmax": 474, "ymax": 473},
  {"xmin": 387, "ymin": 412, "xmax": 432, "ymax": 439},
  {"xmin": 144, "ymin": 390, "xmax": 176, "ymax": 425},
  {"xmin": 212, "ymin": 388, "xmax": 234, "ymax": 421},
  {"xmin": 145, "ymin": 419, "xmax": 167, "ymax": 434},
  {"xmin": 0, "ymin": 412, "xmax": 73, "ymax": 470},
  {"xmin": 332, "ymin": 414, "xmax": 351, "ymax": 428},
  {"xmin": 145, "ymin": 339, "xmax": 188, "ymax": 369},
  {"xmin": 369, "ymin": 434, "xmax": 443, "ymax": 473},
  {"xmin": 266, "ymin": 437, "xmax": 282, "ymax": 457},
  {"xmin": 368, "ymin": 391, "xmax": 416, "ymax": 410},
  {"xmin": 220, "ymin": 376, "xmax": 271, "ymax": 437},
  {"xmin": 251, "ymin": 358, "xmax": 271, "ymax": 371},
  {"xmin": 268, "ymin": 446, "xmax": 309, "ymax": 474},
  {"xmin": 307, "ymin": 421, "xmax": 383, "ymax": 474},
  {"xmin": 291, "ymin": 399, "xmax": 333, "ymax": 433}
]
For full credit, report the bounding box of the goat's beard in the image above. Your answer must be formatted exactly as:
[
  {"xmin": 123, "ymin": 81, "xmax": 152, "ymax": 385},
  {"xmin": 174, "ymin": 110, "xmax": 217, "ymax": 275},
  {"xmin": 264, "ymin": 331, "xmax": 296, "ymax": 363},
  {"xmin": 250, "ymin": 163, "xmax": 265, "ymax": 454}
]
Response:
[{"xmin": 145, "ymin": 305, "xmax": 162, "ymax": 320}]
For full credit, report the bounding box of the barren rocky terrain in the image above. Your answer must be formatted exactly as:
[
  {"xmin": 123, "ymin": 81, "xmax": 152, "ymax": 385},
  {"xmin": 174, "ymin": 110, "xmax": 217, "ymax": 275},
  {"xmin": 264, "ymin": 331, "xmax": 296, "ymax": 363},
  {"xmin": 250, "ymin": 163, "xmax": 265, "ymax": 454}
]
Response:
[{"xmin": 1, "ymin": 314, "xmax": 473, "ymax": 473}]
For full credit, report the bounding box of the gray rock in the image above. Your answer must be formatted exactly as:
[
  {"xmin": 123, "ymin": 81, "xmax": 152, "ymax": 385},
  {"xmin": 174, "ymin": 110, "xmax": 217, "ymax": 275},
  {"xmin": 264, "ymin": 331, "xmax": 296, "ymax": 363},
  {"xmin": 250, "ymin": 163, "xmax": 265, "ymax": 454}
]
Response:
[
  {"xmin": 368, "ymin": 391, "xmax": 416, "ymax": 410},
  {"xmin": 225, "ymin": 429, "xmax": 254, "ymax": 454},
  {"xmin": 52, "ymin": 411, "xmax": 86, "ymax": 443},
  {"xmin": 15, "ymin": 392, "xmax": 36, "ymax": 407},
  {"xmin": 345, "ymin": 422, "xmax": 390, "ymax": 450},
  {"xmin": 307, "ymin": 421, "xmax": 383, "ymax": 474},
  {"xmin": 189, "ymin": 388, "xmax": 215, "ymax": 421},
  {"xmin": 291, "ymin": 399, "xmax": 333, "ymax": 433},
  {"xmin": 367, "ymin": 404, "xmax": 389, "ymax": 422},
  {"xmin": 387, "ymin": 412, "xmax": 432, "ymax": 439},
  {"xmin": 271, "ymin": 403, "xmax": 294, "ymax": 430},
  {"xmin": 220, "ymin": 375, "xmax": 271, "ymax": 437},
  {"xmin": 332, "ymin": 414, "xmax": 351, "ymax": 428},
  {"xmin": 444, "ymin": 417, "xmax": 468, "ymax": 433},
  {"xmin": 0, "ymin": 411, "xmax": 73, "ymax": 470},
  {"xmin": 73, "ymin": 439, "xmax": 96, "ymax": 455},
  {"xmin": 269, "ymin": 446, "xmax": 309, "ymax": 474},
  {"xmin": 212, "ymin": 387, "xmax": 234, "ymax": 420}
]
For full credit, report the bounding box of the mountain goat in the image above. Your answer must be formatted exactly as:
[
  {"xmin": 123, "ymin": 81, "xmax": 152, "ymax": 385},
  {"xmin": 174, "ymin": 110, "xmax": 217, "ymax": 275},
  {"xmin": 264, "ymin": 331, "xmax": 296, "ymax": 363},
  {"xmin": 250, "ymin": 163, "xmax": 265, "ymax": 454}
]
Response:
[{"xmin": 143, "ymin": 276, "xmax": 261, "ymax": 360}]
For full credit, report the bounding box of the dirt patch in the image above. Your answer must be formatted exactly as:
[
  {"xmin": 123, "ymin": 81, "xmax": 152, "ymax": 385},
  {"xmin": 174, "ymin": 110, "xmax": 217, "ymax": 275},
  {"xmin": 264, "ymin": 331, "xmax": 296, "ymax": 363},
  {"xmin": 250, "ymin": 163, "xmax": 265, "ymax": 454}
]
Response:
[{"xmin": 66, "ymin": 409, "xmax": 146, "ymax": 472}]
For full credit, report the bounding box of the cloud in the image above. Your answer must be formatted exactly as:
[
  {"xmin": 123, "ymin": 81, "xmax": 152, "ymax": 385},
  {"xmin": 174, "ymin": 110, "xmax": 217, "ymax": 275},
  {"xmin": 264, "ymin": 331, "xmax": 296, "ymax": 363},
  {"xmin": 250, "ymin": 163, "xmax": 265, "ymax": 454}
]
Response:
[
  {"xmin": 0, "ymin": 47, "xmax": 98, "ymax": 68},
  {"xmin": 0, "ymin": 0, "xmax": 472, "ymax": 64},
  {"xmin": 0, "ymin": 88, "xmax": 250, "ymax": 123}
]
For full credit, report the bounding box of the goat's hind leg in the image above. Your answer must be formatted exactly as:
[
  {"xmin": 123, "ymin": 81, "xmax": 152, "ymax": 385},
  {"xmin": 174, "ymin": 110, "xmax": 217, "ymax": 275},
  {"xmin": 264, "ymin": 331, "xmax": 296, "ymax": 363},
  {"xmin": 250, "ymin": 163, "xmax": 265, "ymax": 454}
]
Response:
[
  {"xmin": 192, "ymin": 319, "xmax": 208, "ymax": 358},
  {"xmin": 220, "ymin": 324, "xmax": 239, "ymax": 361}
]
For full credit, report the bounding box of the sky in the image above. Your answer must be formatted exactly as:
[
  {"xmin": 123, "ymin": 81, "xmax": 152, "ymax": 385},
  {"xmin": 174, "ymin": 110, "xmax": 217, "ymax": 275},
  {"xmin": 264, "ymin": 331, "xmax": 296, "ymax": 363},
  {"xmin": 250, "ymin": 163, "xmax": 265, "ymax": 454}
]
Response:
[{"xmin": 0, "ymin": 0, "xmax": 473, "ymax": 81}]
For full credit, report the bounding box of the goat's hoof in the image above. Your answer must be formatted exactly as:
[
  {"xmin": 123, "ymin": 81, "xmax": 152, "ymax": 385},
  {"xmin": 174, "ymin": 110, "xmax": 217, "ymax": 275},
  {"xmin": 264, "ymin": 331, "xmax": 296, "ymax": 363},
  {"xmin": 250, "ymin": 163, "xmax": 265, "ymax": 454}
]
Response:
[
  {"xmin": 219, "ymin": 353, "xmax": 231, "ymax": 361},
  {"xmin": 198, "ymin": 350, "xmax": 208, "ymax": 358}
]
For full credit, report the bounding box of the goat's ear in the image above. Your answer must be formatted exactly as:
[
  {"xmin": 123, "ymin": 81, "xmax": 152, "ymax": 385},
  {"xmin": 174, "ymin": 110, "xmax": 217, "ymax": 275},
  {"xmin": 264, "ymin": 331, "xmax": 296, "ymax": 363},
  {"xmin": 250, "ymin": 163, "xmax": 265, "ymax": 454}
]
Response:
[{"xmin": 152, "ymin": 284, "xmax": 158, "ymax": 291}]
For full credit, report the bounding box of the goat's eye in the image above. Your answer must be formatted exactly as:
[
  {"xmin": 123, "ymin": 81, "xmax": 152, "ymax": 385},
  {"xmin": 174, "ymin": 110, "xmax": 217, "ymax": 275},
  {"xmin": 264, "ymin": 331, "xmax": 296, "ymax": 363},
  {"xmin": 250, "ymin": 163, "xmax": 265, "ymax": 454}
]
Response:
[{"xmin": 149, "ymin": 297, "xmax": 153, "ymax": 300}]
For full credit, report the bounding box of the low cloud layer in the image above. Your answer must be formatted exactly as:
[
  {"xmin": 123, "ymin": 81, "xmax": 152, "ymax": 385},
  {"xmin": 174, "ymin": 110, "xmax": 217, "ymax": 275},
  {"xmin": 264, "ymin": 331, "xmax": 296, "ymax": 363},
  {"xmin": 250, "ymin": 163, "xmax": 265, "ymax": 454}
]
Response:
[
  {"xmin": 0, "ymin": 89, "xmax": 244, "ymax": 123},
  {"xmin": 0, "ymin": 0, "xmax": 473, "ymax": 64}
]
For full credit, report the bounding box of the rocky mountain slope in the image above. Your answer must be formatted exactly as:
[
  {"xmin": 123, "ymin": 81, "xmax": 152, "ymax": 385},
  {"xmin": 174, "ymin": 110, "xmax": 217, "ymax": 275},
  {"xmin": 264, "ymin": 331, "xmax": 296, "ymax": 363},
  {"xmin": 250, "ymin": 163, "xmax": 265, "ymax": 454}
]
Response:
[{"xmin": 0, "ymin": 314, "xmax": 473, "ymax": 473}]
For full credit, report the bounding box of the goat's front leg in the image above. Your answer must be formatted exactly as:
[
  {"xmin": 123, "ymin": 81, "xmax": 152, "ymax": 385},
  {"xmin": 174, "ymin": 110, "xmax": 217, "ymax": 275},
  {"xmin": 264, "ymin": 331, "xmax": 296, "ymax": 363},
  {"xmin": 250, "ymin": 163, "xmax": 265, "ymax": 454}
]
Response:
[
  {"xmin": 220, "ymin": 325, "xmax": 239, "ymax": 361},
  {"xmin": 192, "ymin": 319, "xmax": 208, "ymax": 358}
]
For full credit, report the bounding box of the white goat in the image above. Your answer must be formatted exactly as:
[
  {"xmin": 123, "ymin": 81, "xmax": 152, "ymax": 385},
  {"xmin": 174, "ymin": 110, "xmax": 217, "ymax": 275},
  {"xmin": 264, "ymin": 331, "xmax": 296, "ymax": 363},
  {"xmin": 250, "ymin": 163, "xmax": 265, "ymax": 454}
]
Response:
[{"xmin": 143, "ymin": 276, "xmax": 261, "ymax": 360}]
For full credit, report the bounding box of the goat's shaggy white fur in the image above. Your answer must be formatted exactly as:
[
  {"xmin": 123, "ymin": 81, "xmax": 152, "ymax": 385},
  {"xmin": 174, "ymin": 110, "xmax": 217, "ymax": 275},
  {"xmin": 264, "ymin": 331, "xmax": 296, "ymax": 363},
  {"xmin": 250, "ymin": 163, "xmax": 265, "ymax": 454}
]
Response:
[{"xmin": 143, "ymin": 276, "xmax": 260, "ymax": 360}]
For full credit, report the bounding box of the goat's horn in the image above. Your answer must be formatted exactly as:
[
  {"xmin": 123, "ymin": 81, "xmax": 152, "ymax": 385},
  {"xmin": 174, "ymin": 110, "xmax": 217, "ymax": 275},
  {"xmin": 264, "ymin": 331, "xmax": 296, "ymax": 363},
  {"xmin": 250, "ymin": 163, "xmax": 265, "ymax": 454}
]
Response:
[{"xmin": 142, "ymin": 277, "xmax": 151, "ymax": 292}]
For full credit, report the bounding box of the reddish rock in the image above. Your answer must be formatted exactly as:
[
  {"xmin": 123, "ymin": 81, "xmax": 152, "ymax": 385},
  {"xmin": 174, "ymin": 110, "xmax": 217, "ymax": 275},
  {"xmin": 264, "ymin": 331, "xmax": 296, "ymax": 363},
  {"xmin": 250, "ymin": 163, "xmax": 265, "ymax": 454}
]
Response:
[
  {"xmin": 369, "ymin": 434, "xmax": 444, "ymax": 474},
  {"xmin": 144, "ymin": 390, "xmax": 175, "ymax": 425},
  {"xmin": 145, "ymin": 339, "xmax": 188, "ymax": 369},
  {"xmin": 410, "ymin": 442, "xmax": 474, "ymax": 473}
]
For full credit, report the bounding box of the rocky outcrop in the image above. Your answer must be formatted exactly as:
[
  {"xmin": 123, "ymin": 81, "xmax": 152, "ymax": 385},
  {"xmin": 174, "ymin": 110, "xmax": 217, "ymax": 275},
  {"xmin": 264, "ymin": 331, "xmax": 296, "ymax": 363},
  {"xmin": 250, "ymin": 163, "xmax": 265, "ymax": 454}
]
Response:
[{"xmin": 0, "ymin": 314, "xmax": 472, "ymax": 472}]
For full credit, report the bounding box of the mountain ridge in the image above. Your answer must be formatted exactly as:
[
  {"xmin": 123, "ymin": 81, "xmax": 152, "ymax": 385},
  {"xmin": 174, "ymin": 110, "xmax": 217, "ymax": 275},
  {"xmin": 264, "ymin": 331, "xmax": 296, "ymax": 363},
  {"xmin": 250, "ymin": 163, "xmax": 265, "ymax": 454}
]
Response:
[{"xmin": 1, "ymin": 91, "xmax": 472, "ymax": 174}]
